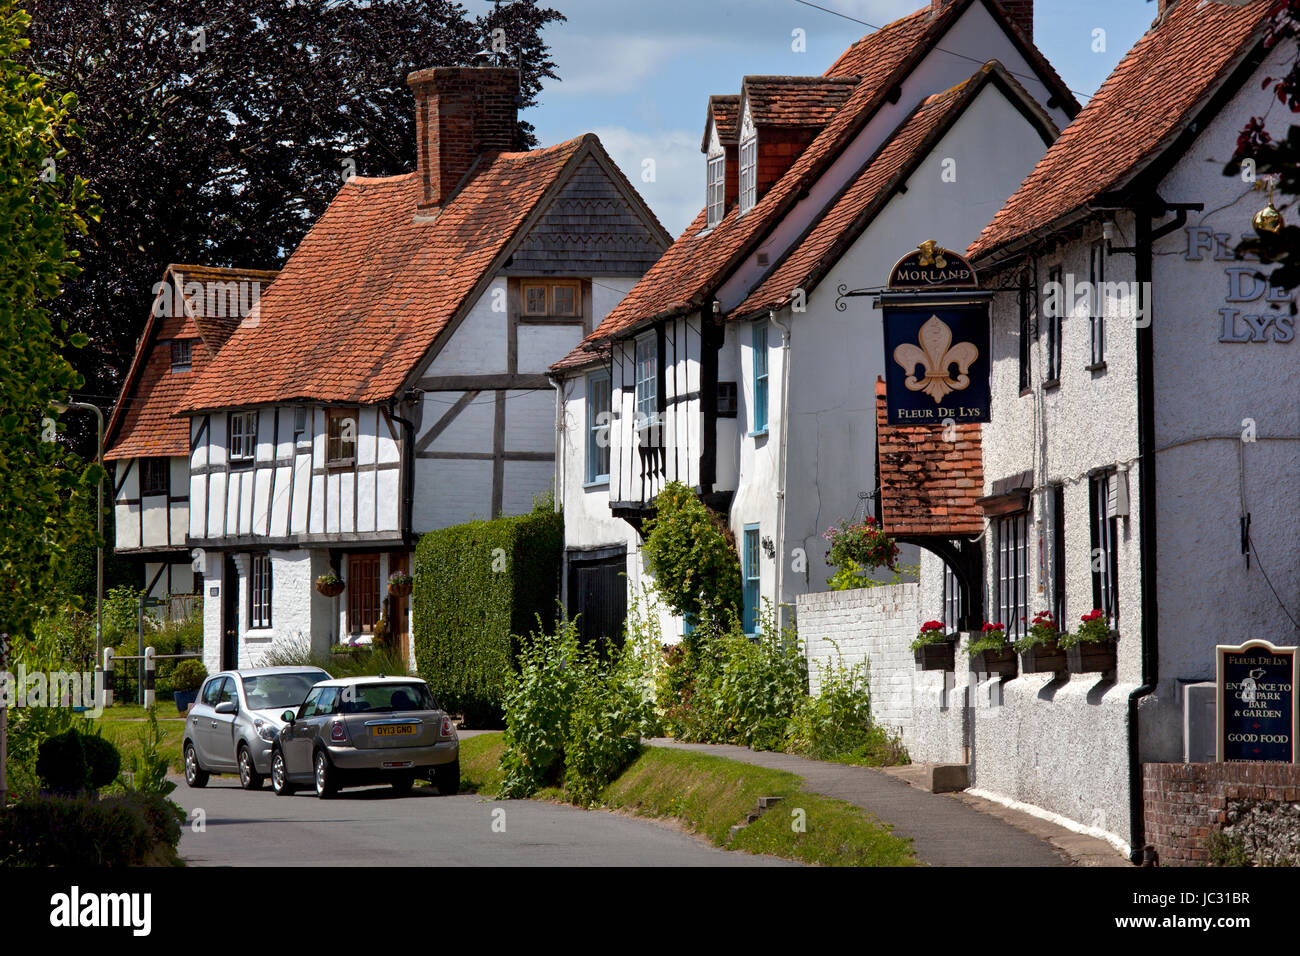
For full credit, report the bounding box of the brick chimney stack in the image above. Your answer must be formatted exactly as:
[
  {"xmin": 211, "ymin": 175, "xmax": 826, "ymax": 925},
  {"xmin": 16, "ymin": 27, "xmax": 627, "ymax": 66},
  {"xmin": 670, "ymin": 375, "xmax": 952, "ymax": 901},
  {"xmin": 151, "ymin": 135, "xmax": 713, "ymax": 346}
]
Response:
[{"xmin": 407, "ymin": 66, "xmax": 519, "ymax": 210}]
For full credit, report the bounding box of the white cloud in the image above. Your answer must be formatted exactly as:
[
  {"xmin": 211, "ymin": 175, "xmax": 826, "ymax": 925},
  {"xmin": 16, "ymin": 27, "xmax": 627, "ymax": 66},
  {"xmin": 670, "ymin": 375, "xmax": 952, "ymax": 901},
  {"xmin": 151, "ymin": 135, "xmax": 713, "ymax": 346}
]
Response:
[{"xmin": 589, "ymin": 125, "xmax": 703, "ymax": 238}]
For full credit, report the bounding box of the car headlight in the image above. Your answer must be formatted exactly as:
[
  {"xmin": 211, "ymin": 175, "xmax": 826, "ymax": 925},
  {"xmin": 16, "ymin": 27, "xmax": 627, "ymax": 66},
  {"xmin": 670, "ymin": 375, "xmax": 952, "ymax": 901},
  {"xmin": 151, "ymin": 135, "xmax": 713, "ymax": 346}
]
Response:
[{"xmin": 254, "ymin": 719, "xmax": 278, "ymax": 742}]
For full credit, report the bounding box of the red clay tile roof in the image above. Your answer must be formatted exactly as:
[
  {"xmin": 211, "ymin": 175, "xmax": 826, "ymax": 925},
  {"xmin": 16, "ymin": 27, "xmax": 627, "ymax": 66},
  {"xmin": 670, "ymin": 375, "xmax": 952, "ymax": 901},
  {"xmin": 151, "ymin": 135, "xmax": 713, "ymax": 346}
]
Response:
[
  {"xmin": 105, "ymin": 265, "xmax": 280, "ymax": 461},
  {"xmin": 734, "ymin": 63, "xmax": 1054, "ymax": 319},
  {"xmin": 742, "ymin": 76, "xmax": 857, "ymax": 128},
  {"xmin": 553, "ymin": 0, "xmax": 1078, "ymax": 374},
  {"xmin": 875, "ymin": 378, "xmax": 983, "ymax": 536},
  {"xmin": 702, "ymin": 95, "xmax": 741, "ymax": 151},
  {"xmin": 969, "ymin": 0, "xmax": 1271, "ymax": 261},
  {"xmin": 182, "ymin": 135, "xmax": 595, "ymax": 412}
]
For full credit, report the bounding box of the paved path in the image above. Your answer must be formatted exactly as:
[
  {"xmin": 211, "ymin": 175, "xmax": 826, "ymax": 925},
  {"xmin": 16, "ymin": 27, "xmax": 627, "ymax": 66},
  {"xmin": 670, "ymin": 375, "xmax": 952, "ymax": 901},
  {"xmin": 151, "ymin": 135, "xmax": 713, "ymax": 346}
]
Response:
[
  {"xmin": 648, "ymin": 739, "xmax": 1080, "ymax": 867},
  {"xmin": 170, "ymin": 776, "xmax": 793, "ymax": 867}
]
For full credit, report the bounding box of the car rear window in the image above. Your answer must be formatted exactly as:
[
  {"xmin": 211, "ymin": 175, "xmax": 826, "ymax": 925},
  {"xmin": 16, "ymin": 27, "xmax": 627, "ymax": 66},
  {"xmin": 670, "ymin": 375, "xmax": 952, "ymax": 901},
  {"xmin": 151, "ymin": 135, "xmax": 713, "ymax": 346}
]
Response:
[
  {"xmin": 340, "ymin": 683, "xmax": 436, "ymax": 714},
  {"xmin": 244, "ymin": 671, "xmax": 328, "ymax": 710}
]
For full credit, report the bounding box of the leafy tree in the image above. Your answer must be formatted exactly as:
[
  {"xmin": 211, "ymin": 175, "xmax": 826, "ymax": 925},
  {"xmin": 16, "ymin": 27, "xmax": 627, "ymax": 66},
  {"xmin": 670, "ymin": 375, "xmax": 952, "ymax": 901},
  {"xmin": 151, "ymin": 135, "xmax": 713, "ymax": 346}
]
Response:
[
  {"xmin": 640, "ymin": 482, "xmax": 743, "ymax": 626},
  {"xmin": 22, "ymin": 0, "xmax": 564, "ymax": 453},
  {"xmin": 0, "ymin": 2, "xmax": 101, "ymax": 640}
]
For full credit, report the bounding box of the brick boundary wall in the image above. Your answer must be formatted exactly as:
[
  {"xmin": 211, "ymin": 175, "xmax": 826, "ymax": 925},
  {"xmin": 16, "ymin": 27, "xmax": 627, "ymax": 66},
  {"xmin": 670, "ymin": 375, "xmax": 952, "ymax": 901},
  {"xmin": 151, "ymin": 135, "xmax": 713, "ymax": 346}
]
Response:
[{"xmin": 1143, "ymin": 762, "xmax": 1300, "ymax": 866}]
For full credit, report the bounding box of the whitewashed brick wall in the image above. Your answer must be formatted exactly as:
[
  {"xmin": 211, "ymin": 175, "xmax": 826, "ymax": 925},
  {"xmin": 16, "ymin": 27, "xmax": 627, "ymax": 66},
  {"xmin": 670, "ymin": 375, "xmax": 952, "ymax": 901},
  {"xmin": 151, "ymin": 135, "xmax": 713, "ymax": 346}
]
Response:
[{"xmin": 798, "ymin": 584, "xmax": 921, "ymax": 728}]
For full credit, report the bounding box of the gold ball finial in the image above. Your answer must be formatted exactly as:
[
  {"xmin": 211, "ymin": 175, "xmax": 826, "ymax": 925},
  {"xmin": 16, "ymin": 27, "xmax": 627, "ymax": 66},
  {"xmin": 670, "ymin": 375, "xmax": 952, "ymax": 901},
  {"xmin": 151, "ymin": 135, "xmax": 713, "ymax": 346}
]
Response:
[{"xmin": 1253, "ymin": 182, "xmax": 1284, "ymax": 236}]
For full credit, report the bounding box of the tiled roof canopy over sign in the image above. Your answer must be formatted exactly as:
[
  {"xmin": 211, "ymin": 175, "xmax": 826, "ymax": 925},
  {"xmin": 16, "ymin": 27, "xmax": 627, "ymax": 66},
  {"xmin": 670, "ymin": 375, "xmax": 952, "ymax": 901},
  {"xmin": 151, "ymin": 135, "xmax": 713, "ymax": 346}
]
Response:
[{"xmin": 874, "ymin": 378, "xmax": 983, "ymax": 536}]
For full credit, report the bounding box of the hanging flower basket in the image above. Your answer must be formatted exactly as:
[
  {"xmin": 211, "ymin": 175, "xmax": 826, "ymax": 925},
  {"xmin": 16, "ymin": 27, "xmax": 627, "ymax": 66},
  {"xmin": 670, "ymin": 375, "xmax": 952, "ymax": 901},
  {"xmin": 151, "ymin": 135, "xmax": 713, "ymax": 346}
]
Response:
[
  {"xmin": 387, "ymin": 572, "xmax": 413, "ymax": 598},
  {"xmin": 315, "ymin": 572, "xmax": 345, "ymax": 598},
  {"xmin": 912, "ymin": 620, "xmax": 955, "ymax": 671}
]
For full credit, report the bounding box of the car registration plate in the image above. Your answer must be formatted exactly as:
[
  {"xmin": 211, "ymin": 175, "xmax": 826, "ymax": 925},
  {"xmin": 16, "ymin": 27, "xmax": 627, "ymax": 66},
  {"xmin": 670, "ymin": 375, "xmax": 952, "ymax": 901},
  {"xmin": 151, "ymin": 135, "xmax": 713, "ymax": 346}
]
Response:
[{"xmin": 373, "ymin": 724, "xmax": 417, "ymax": 737}]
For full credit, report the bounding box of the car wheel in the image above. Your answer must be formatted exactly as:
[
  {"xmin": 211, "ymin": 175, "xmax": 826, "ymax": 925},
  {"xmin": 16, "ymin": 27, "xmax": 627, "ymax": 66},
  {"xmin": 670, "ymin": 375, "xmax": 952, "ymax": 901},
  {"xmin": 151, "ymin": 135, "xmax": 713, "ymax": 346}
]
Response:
[
  {"xmin": 314, "ymin": 750, "xmax": 338, "ymax": 799},
  {"xmin": 184, "ymin": 742, "xmax": 209, "ymax": 788},
  {"xmin": 271, "ymin": 748, "xmax": 295, "ymax": 796},
  {"xmin": 238, "ymin": 744, "xmax": 264, "ymax": 790},
  {"xmin": 434, "ymin": 758, "xmax": 460, "ymax": 796},
  {"xmin": 390, "ymin": 771, "xmax": 415, "ymax": 795}
]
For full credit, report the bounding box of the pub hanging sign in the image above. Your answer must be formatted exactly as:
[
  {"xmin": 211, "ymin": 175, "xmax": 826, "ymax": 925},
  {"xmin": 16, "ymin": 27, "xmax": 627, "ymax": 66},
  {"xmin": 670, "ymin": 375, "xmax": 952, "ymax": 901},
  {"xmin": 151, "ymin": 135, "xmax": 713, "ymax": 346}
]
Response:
[
  {"xmin": 1217, "ymin": 639, "xmax": 1299, "ymax": 763},
  {"xmin": 881, "ymin": 241, "xmax": 991, "ymax": 426}
]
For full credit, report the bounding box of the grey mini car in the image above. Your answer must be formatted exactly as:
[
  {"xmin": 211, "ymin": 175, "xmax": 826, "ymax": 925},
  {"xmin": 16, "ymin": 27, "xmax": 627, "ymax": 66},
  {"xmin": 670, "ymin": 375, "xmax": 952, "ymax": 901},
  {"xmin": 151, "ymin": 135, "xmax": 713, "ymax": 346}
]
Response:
[
  {"xmin": 270, "ymin": 676, "xmax": 460, "ymax": 798},
  {"xmin": 184, "ymin": 667, "xmax": 332, "ymax": 790}
]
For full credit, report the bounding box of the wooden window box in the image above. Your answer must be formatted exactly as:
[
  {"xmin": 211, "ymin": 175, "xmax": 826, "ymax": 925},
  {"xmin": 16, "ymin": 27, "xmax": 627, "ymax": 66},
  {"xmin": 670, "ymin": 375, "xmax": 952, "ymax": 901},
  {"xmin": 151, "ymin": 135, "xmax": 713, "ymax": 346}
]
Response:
[
  {"xmin": 969, "ymin": 647, "xmax": 1018, "ymax": 679},
  {"xmin": 1020, "ymin": 640, "xmax": 1067, "ymax": 674},
  {"xmin": 1067, "ymin": 636, "xmax": 1118, "ymax": 675},
  {"xmin": 915, "ymin": 640, "xmax": 956, "ymax": 672}
]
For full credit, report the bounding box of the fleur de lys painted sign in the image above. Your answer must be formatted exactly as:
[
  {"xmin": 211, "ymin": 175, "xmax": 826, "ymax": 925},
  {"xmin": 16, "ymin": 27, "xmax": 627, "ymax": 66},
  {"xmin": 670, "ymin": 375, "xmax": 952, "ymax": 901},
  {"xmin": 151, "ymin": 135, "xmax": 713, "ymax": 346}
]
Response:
[{"xmin": 880, "ymin": 242, "xmax": 990, "ymax": 425}]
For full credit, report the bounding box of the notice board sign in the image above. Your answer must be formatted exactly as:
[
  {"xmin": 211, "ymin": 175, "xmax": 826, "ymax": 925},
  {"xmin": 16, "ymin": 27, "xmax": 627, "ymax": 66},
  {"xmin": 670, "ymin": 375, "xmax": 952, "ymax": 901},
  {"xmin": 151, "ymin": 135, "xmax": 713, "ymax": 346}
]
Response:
[{"xmin": 1216, "ymin": 640, "xmax": 1298, "ymax": 762}]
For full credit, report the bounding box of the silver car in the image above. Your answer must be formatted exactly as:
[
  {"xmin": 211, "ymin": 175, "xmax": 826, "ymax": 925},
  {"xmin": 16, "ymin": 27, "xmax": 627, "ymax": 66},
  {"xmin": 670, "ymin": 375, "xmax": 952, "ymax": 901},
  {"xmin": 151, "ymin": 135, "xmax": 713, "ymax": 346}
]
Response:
[
  {"xmin": 270, "ymin": 676, "xmax": 459, "ymax": 798},
  {"xmin": 183, "ymin": 667, "xmax": 332, "ymax": 790}
]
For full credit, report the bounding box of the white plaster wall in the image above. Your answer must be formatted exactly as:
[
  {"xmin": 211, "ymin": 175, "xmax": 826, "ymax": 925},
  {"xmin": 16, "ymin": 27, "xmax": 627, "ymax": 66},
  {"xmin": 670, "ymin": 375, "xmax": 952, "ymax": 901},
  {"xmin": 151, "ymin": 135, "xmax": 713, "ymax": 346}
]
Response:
[
  {"xmin": 518, "ymin": 324, "xmax": 583, "ymax": 374},
  {"xmin": 427, "ymin": 277, "xmax": 508, "ymax": 374},
  {"xmin": 114, "ymin": 461, "xmax": 140, "ymax": 549},
  {"xmin": 413, "ymin": 457, "xmax": 493, "ymax": 528}
]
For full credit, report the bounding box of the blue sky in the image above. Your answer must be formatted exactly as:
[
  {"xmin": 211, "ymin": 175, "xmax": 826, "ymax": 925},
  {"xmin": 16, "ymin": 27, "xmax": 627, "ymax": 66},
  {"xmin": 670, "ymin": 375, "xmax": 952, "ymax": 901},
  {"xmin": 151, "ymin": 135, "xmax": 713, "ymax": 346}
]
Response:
[{"xmin": 523, "ymin": 0, "xmax": 1159, "ymax": 236}]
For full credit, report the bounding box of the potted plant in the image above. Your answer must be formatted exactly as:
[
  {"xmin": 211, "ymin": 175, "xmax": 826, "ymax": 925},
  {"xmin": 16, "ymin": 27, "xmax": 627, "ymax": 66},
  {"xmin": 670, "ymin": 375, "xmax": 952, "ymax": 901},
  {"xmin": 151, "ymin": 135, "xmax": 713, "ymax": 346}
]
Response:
[
  {"xmin": 172, "ymin": 658, "xmax": 207, "ymax": 712},
  {"xmin": 912, "ymin": 620, "xmax": 956, "ymax": 671},
  {"xmin": 387, "ymin": 571, "xmax": 413, "ymax": 598},
  {"xmin": 1015, "ymin": 610, "xmax": 1067, "ymax": 674},
  {"xmin": 1062, "ymin": 609, "xmax": 1118, "ymax": 674},
  {"xmin": 966, "ymin": 621, "xmax": 1018, "ymax": 678},
  {"xmin": 315, "ymin": 571, "xmax": 345, "ymax": 598}
]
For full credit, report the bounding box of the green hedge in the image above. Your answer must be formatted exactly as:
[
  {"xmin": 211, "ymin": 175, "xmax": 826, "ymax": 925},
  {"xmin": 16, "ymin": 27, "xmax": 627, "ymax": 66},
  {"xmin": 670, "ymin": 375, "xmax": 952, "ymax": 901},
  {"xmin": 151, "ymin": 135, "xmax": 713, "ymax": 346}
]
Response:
[{"xmin": 413, "ymin": 509, "xmax": 563, "ymax": 724}]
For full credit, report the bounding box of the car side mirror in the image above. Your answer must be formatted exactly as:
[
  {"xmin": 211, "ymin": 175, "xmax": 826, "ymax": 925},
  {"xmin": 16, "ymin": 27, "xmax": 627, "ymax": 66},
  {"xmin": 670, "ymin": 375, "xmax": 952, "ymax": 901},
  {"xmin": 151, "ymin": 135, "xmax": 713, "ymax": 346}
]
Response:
[
  {"xmin": 281, "ymin": 709, "xmax": 296, "ymax": 723},
  {"xmin": 215, "ymin": 701, "xmax": 237, "ymax": 715}
]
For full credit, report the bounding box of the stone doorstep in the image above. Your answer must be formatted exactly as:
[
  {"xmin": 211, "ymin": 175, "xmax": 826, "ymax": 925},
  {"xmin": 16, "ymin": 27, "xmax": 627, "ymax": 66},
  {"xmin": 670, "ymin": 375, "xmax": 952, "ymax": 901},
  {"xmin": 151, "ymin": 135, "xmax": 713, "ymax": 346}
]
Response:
[
  {"xmin": 880, "ymin": 763, "xmax": 1129, "ymax": 867},
  {"xmin": 881, "ymin": 762, "xmax": 969, "ymax": 793}
]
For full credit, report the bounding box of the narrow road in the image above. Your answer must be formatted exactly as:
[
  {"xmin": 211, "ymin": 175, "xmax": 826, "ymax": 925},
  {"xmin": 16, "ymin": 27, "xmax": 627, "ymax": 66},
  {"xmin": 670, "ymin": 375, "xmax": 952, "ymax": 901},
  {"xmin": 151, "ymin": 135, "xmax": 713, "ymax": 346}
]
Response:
[{"xmin": 170, "ymin": 777, "xmax": 793, "ymax": 867}]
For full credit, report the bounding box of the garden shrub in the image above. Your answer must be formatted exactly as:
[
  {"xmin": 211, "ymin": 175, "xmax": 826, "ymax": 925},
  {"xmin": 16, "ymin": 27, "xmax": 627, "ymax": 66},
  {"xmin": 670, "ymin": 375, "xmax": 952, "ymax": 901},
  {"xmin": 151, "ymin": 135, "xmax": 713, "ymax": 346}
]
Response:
[
  {"xmin": 640, "ymin": 481, "xmax": 741, "ymax": 626},
  {"xmin": 81, "ymin": 732, "xmax": 122, "ymax": 791},
  {"xmin": 788, "ymin": 655, "xmax": 907, "ymax": 765},
  {"xmin": 498, "ymin": 617, "xmax": 653, "ymax": 805},
  {"xmin": 36, "ymin": 728, "xmax": 88, "ymax": 795},
  {"xmin": 0, "ymin": 793, "xmax": 181, "ymax": 867},
  {"xmin": 412, "ymin": 508, "xmax": 562, "ymax": 724}
]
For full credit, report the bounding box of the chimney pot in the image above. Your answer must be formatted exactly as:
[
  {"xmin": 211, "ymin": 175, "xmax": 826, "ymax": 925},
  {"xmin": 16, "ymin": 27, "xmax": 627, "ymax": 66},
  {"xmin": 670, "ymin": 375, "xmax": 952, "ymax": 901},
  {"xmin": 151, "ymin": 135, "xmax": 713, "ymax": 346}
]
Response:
[{"xmin": 407, "ymin": 66, "xmax": 520, "ymax": 210}]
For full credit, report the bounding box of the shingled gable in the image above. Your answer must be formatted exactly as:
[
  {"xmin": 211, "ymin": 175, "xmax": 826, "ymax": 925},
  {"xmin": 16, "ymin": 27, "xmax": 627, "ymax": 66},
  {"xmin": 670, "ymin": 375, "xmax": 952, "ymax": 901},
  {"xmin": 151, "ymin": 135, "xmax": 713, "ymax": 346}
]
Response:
[
  {"xmin": 105, "ymin": 264, "xmax": 279, "ymax": 461},
  {"xmin": 968, "ymin": 0, "xmax": 1273, "ymax": 263},
  {"xmin": 180, "ymin": 130, "xmax": 668, "ymax": 414},
  {"xmin": 732, "ymin": 62, "xmax": 1057, "ymax": 321},
  {"xmin": 551, "ymin": 0, "xmax": 1079, "ymax": 374}
]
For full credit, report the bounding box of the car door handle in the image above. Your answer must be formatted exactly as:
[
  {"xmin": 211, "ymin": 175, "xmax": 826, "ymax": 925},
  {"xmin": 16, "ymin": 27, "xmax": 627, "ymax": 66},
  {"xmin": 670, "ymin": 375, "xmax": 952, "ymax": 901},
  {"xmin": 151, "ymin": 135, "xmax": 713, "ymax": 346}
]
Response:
[{"xmin": 210, "ymin": 721, "xmax": 218, "ymax": 729}]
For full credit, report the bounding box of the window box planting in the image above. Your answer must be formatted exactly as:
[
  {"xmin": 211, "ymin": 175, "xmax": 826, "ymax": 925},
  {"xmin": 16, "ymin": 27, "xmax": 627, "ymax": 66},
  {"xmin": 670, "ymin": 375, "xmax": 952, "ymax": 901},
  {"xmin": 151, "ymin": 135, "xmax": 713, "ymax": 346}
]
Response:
[
  {"xmin": 965, "ymin": 621, "xmax": 1017, "ymax": 678},
  {"xmin": 315, "ymin": 572, "xmax": 345, "ymax": 598},
  {"xmin": 1063, "ymin": 609, "xmax": 1118, "ymax": 674},
  {"xmin": 823, "ymin": 517, "xmax": 899, "ymax": 591},
  {"xmin": 1015, "ymin": 610, "xmax": 1067, "ymax": 674},
  {"xmin": 912, "ymin": 620, "xmax": 955, "ymax": 672}
]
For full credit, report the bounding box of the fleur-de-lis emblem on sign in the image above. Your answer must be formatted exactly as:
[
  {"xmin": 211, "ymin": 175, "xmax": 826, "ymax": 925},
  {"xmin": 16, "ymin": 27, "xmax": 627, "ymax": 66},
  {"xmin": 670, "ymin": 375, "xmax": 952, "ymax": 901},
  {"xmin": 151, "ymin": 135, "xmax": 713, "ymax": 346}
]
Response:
[{"xmin": 893, "ymin": 314, "xmax": 979, "ymax": 403}]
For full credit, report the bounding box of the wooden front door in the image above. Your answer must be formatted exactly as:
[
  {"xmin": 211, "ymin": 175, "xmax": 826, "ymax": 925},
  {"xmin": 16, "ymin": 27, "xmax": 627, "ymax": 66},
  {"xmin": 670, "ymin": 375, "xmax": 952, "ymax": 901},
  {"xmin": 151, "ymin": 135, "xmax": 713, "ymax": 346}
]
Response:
[{"xmin": 388, "ymin": 552, "xmax": 410, "ymax": 668}]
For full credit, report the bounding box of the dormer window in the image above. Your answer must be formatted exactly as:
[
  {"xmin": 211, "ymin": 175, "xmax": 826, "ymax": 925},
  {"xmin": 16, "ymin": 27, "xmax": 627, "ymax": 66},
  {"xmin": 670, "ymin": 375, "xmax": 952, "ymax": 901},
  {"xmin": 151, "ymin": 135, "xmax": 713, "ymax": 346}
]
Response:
[
  {"xmin": 171, "ymin": 339, "xmax": 192, "ymax": 372},
  {"xmin": 706, "ymin": 154, "xmax": 725, "ymax": 228},
  {"xmin": 739, "ymin": 135, "xmax": 757, "ymax": 214}
]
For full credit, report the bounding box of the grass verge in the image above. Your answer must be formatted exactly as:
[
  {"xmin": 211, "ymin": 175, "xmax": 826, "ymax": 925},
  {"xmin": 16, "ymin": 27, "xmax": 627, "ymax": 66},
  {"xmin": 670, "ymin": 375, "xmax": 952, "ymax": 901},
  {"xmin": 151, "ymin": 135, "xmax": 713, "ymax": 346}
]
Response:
[
  {"xmin": 93, "ymin": 705, "xmax": 187, "ymax": 774},
  {"xmin": 458, "ymin": 732, "xmax": 913, "ymax": 866}
]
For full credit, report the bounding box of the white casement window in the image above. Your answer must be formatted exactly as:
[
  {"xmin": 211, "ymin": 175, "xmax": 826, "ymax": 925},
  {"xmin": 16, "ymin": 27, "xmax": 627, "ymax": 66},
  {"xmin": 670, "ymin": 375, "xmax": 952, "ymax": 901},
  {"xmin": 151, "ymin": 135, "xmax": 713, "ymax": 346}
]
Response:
[
  {"xmin": 634, "ymin": 335, "xmax": 657, "ymax": 426},
  {"xmin": 942, "ymin": 563, "xmax": 961, "ymax": 632},
  {"xmin": 293, "ymin": 407, "xmax": 308, "ymax": 446},
  {"xmin": 751, "ymin": 323, "xmax": 768, "ymax": 433},
  {"xmin": 229, "ymin": 411, "xmax": 257, "ymax": 461},
  {"xmin": 1090, "ymin": 472, "xmax": 1121, "ymax": 623},
  {"xmin": 586, "ymin": 371, "xmax": 611, "ymax": 484},
  {"xmin": 250, "ymin": 554, "xmax": 272, "ymax": 629},
  {"xmin": 739, "ymin": 136, "xmax": 757, "ymax": 214},
  {"xmin": 327, "ymin": 408, "xmax": 357, "ymax": 467},
  {"xmin": 1089, "ymin": 241, "xmax": 1107, "ymax": 367},
  {"xmin": 706, "ymin": 154, "xmax": 725, "ymax": 228},
  {"xmin": 995, "ymin": 511, "xmax": 1029, "ymax": 640}
]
